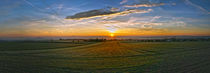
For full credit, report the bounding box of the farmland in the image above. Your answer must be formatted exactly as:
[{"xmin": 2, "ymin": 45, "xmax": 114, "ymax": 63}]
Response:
[{"xmin": 0, "ymin": 41, "xmax": 210, "ymax": 73}]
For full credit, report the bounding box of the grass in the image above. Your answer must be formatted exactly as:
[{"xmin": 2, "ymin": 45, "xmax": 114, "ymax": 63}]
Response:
[
  {"xmin": 0, "ymin": 42, "xmax": 94, "ymax": 51},
  {"xmin": 0, "ymin": 41, "xmax": 210, "ymax": 73}
]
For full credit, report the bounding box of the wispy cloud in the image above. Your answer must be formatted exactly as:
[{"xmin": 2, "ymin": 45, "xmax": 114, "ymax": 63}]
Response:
[
  {"xmin": 124, "ymin": 3, "xmax": 165, "ymax": 8},
  {"xmin": 100, "ymin": 17, "xmax": 163, "ymax": 30},
  {"xmin": 22, "ymin": 0, "xmax": 43, "ymax": 11},
  {"xmin": 151, "ymin": 16, "xmax": 161, "ymax": 22},
  {"xmin": 120, "ymin": 0, "xmax": 128, "ymax": 4},
  {"xmin": 184, "ymin": 0, "xmax": 209, "ymax": 14}
]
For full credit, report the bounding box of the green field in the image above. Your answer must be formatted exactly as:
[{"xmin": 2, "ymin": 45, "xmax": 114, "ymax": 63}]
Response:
[{"xmin": 0, "ymin": 41, "xmax": 210, "ymax": 73}]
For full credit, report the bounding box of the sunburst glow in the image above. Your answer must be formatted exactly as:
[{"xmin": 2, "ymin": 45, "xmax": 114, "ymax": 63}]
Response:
[{"xmin": 110, "ymin": 33, "xmax": 114, "ymax": 37}]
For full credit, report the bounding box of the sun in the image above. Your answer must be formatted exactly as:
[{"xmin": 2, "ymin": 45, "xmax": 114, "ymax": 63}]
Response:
[{"xmin": 110, "ymin": 33, "xmax": 114, "ymax": 37}]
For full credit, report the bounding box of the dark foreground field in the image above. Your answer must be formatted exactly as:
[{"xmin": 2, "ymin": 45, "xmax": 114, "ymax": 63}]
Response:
[{"xmin": 0, "ymin": 41, "xmax": 210, "ymax": 73}]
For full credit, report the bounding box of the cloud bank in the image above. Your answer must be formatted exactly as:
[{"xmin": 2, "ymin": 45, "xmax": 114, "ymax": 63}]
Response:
[
  {"xmin": 66, "ymin": 8, "xmax": 152, "ymax": 20},
  {"xmin": 66, "ymin": 8, "xmax": 119, "ymax": 19}
]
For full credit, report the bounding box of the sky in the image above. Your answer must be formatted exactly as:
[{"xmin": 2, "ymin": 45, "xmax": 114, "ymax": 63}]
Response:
[{"xmin": 0, "ymin": 0, "xmax": 210, "ymax": 37}]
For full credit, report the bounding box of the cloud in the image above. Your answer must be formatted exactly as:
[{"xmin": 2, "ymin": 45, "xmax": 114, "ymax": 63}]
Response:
[
  {"xmin": 22, "ymin": 0, "xmax": 43, "ymax": 11},
  {"xmin": 184, "ymin": 0, "xmax": 209, "ymax": 14},
  {"xmin": 151, "ymin": 16, "xmax": 161, "ymax": 22},
  {"xmin": 120, "ymin": 0, "xmax": 128, "ymax": 4},
  {"xmin": 66, "ymin": 8, "xmax": 152, "ymax": 20},
  {"xmin": 57, "ymin": 4, "xmax": 64, "ymax": 10},
  {"xmin": 124, "ymin": 3, "xmax": 165, "ymax": 8},
  {"xmin": 104, "ymin": 24, "xmax": 120, "ymax": 33},
  {"xmin": 99, "ymin": 17, "xmax": 163, "ymax": 30},
  {"xmin": 66, "ymin": 8, "xmax": 119, "ymax": 19}
]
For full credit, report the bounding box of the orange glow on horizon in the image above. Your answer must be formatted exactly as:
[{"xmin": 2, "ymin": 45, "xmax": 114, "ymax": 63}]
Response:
[{"xmin": 0, "ymin": 28, "xmax": 210, "ymax": 37}]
